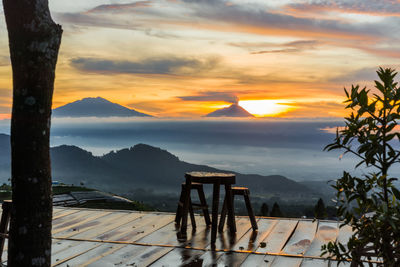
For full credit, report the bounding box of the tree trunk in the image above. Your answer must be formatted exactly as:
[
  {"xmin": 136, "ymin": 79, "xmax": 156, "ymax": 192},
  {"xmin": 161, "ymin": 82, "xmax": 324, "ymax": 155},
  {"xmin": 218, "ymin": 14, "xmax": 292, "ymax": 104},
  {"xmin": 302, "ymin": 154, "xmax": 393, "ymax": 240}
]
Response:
[{"xmin": 2, "ymin": 0, "xmax": 62, "ymax": 266}]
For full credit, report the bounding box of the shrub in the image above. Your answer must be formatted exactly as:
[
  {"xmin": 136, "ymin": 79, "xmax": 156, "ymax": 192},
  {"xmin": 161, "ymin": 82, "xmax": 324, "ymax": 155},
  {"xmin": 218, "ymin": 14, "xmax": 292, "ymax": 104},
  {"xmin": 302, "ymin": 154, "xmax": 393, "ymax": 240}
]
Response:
[{"xmin": 323, "ymin": 68, "xmax": 400, "ymax": 266}]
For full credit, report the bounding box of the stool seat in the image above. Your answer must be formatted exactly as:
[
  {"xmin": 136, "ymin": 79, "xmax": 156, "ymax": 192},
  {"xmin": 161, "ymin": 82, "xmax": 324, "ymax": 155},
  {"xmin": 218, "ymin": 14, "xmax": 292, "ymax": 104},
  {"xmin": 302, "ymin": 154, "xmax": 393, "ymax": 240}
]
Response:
[
  {"xmin": 219, "ymin": 186, "xmax": 257, "ymax": 231},
  {"xmin": 186, "ymin": 172, "xmax": 236, "ymax": 184},
  {"xmin": 231, "ymin": 187, "xmax": 249, "ymax": 194}
]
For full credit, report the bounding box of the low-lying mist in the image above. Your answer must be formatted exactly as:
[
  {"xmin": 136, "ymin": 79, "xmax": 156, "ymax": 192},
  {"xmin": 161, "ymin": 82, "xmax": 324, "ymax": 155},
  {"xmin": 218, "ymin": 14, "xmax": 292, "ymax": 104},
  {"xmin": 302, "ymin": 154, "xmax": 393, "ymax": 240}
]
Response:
[{"xmin": 0, "ymin": 117, "xmax": 396, "ymax": 181}]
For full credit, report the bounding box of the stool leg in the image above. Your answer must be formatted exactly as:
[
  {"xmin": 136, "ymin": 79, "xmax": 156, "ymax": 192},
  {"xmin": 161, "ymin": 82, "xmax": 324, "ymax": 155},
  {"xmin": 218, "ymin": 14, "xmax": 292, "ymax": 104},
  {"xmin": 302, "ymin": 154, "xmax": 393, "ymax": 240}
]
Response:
[
  {"xmin": 218, "ymin": 196, "xmax": 227, "ymax": 232},
  {"xmin": 211, "ymin": 181, "xmax": 220, "ymax": 244},
  {"xmin": 244, "ymin": 191, "xmax": 258, "ymax": 231},
  {"xmin": 180, "ymin": 177, "xmax": 192, "ymax": 238},
  {"xmin": 0, "ymin": 201, "xmax": 11, "ymax": 259},
  {"xmin": 189, "ymin": 199, "xmax": 196, "ymax": 230},
  {"xmin": 197, "ymin": 186, "xmax": 211, "ymax": 225},
  {"xmin": 175, "ymin": 185, "xmax": 185, "ymax": 224},
  {"xmin": 225, "ymin": 184, "xmax": 236, "ymax": 233}
]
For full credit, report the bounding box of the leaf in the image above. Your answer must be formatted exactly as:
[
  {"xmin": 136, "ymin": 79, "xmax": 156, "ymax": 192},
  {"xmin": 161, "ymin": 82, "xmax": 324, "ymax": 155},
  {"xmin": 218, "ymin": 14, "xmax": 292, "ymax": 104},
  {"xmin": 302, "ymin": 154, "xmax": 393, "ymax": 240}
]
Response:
[{"xmin": 393, "ymin": 187, "xmax": 400, "ymax": 200}]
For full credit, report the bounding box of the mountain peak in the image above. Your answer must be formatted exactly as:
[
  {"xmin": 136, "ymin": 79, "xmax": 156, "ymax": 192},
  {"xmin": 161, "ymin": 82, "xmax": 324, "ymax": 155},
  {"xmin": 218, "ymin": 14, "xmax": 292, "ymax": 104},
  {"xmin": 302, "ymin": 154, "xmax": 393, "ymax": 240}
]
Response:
[
  {"xmin": 53, "ymin": 97, "xmax": 152, "ymax": 118},
  {"xmin": 81, "ymin": 97, "xmax": 110, "ymax": 102},
  {"xmin": 206, "ymin": 103, "xmax": 254, "ymax": 117},
  {"xmin": 101, "ymin": 143, "xmax": 180, "ymax": 164}
]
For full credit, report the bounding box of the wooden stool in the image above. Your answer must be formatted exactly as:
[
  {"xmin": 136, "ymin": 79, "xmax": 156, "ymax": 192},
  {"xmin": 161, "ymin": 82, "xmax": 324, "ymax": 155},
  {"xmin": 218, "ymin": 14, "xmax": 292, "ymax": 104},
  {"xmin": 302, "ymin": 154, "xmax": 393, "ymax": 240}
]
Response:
[
  {"xmin": 179, "ymin": 172, "xmax": 236, "ymax": 244},
  {"xmin": 175, "ymin": 182, "xmax": 211, "ymax": 229},
  {"xmin": 0, "ymin": 200, "xmax": 11, "ymax": 259},
  {"xmin": 219, "ymin": 187, "xmax": 257, "ymax": 231}
]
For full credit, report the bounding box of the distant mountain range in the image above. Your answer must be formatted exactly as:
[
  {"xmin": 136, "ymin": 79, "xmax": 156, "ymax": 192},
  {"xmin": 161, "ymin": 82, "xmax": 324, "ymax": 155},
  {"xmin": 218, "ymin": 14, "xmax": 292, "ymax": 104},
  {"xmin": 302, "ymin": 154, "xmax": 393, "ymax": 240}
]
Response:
[
  {"xmin": 206, "ymin": 104, "xmax": 254, "ymax": 117},
  {"xmin": 0, "ymin": 134, "xmax": 311, "ymax": 196},
  {"xmin": 53, "ymin": 97, "xmax": 255, "ymax": 118},
  {"xmin": 53, "ymin": 97, "xmax": 152, "ymax": 117}
]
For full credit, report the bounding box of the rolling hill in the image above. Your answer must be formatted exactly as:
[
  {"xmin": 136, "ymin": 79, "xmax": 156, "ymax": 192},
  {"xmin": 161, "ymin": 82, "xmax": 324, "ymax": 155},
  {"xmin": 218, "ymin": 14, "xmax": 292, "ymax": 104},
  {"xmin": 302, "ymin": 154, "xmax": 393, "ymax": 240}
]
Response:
[{"xmin": 0, "ymin": 134, "xmax": 311, "ymax": 196}]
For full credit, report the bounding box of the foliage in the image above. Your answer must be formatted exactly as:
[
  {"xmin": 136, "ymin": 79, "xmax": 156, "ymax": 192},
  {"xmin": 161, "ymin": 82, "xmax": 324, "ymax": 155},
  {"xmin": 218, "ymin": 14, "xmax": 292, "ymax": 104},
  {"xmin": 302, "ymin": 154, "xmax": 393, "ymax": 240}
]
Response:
[
  {"xmin": 0, "ymin": 183, "xmax": 11, "ymax": 191},
  {"xmin": 270, "ymin": 202, "xmax": 283, "ymax": 217},
  {"xmin": 314, "ymin": 198, "xmax": 327, "ymax": 219},
  {"xmin": 75, "ymin": 200, "xmax": 154, "ymax": 211},
  {"xmin": 260, "ymin": 202, "xmax": 269, "ymax": 216},
  {"xmin": 52, "ymin": 185, "xmax": 94, "ymax": 195},
  {"xmin": 322, "ymin": 68, "xmax": 400, "ymax": 266}
]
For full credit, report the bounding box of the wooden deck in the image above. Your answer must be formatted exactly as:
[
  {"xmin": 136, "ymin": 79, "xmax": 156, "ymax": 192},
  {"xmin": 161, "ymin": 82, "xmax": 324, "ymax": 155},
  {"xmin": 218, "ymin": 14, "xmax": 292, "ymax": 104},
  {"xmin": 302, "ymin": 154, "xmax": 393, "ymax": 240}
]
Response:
[{"xmin": 0, "ymin": 207, "xmax": 363, "ymax": 266}]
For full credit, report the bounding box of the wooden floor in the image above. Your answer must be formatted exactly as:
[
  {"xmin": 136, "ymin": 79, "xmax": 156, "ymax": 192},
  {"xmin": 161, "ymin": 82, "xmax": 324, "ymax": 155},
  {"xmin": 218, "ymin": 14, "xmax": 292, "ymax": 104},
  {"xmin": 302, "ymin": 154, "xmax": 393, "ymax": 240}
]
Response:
[{"xmin": 1, "ymin": 207, "xmax": 364, "ymax": 266}]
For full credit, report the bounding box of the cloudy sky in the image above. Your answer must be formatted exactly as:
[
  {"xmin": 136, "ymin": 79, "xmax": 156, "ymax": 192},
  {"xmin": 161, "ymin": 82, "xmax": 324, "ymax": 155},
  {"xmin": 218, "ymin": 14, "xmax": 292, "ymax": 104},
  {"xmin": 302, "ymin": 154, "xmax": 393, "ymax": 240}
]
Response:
[{"xmin": 0, "ymin": 0, "xmax": 399, "ymax": 118}]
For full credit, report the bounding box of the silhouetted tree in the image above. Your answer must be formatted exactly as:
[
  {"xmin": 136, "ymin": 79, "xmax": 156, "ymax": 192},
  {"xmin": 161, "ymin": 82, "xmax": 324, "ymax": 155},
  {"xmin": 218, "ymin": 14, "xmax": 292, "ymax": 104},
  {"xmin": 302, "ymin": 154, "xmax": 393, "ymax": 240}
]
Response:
[
  {"xmin": 270, "ymin": 202, "xmax": 283, "ymax": 217},
  {"xmin": 3, "ymin": 0, "xmax": 62, "ymax": 266},
  {"xmin": 260, "ymin": 202, "xmax": 269, "ymax": 216},
  {"xmin": 314, "ymin": 198, "xmax": 327, "ymax": 219}
]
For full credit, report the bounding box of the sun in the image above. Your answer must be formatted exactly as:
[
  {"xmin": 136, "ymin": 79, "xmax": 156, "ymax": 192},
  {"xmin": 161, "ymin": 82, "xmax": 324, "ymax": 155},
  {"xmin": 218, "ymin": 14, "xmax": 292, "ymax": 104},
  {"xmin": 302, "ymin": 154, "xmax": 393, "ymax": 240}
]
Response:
[{"xmin": 238, "ymin": 100, "xmax": 294, "ymax": 117}]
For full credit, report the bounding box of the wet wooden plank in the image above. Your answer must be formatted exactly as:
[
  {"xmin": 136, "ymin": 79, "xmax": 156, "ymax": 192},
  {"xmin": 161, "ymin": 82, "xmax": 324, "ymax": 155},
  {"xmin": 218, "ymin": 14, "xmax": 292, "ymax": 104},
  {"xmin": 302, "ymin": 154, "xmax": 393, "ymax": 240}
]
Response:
[
  {"xmin": 137, "ymin": 221, "xmax": 180, "ymax": 246},
  {"xmin": 282, "ymin": 220, "xmax": 318, "ymax": 255},
  {"xmin": 2, "ymin": 238, "xmax": 83, "ymax": 262},
  {"xmin": 1, "ymin": 239, "xmax": 7, "ymax": 263},
  {"xmin": 52, "ymin": 240, "xmax": 83, "ymax": 255},
  {"xmin": 180, "ymin": 217, "xmax": 208, "ymax": 248},
  {"xmin": 53, "ymin": 207, "xmax": 69, "ymax": 215},
  {"xmin": 116, "ymin": 246, "xmax": 173, "ymax": 267},
  {"xmin": 327, "ymin": 224, "xmax": 354, "ymax": 262},
  {"xmin": 149, "ymin": 247, "xmax": 204, "ymax": 267},
  {"xmin": 92, "ymin": 213, "xmax": 152, "ymax": 241},
  {"xmin": 329, "ymin": 260, "xmax": 351, "ymax": 266},
  {"xmin": 304, "ymin": 222, "xmax": 338, "ymax": 257},
  {"xmin": 54, "ymin": 212, "xmax": 120, "ymax": 238},
  {"xmin": 51, "ymin": 241, "xmax": 101, "ymax": 266},
  {"xmin": 138, "ymin": 214, "xmax": 199, "ymax": 247},
  {"xmin": 52, "ymin": 208, "xmax": 82, "ymax": 221},
  {"xmin": 114, "ymin": 214, "xmax": 175, "ymax": 242},
  {"xmin": 85, "ymin": 244, "xmax": 145, "ymax": 266},
  {"xmin": 52, "ymin": 210, "xmax": 101, "ymax": 228},
  {"xmin": 18, "ymin": 208, "xmax": 360, "ymax": 266},
  {"xmin": 241, "ymin": 254, "xmax": 276, "ymax": 267},
  {"xmin": 69, "ymin": 211, "xmax": 144, "ymax": 240},
  {"xmin": 199, "ymin": 251, "xmax": 224, "ymax": 266},
  {"xmin": 181, "ymin": 218, "xmax": 213, "ymax": 249},
  {"xmin": 256, "ymin": 219, "xmax": 298, "ymax": 254},
  {"xmin": 217, "ymin": 251, "xmax": 249, "ymax": 267},
  {"xmin": 336, "ymin": 224, "xmax": 353, "ymax": 245},
  {"xmin": 52, "ymin": 211, "xmax": 110, "ymax": 235},
  {"xmin": 55, "ymin": 243, "xmax": 125, "ymax": 266},
  {"xmin": 300, "ymin": 258, "xmax": 329, "ymax": 266},
  {"xmin": 205, "ymin": 218, "xmax": 252, "ymax": 251},
  {"xmin": 360, "ymin": 257, "xmax": 380, "ymax": 266},
  {"xmin": 93, "ymin": 213, "xmax": 162, "ymax": 241},
  {"xmin": 55, "ymin": 212, "xmax": 128, "ymax": 239},
  {"xmin": 270, "ymin": 256, "xmax": 303, "ymax": 267},
  {"xmin": 1, "ymin": 239, "xmax": 7, "ymax": 251},
  {"xmin": 233, "ymin": 218, "xmax": 277, "ymax": 252},
  {"xmin": 2, "ymin": 238, "xmax": 87, "ymax": 266}
]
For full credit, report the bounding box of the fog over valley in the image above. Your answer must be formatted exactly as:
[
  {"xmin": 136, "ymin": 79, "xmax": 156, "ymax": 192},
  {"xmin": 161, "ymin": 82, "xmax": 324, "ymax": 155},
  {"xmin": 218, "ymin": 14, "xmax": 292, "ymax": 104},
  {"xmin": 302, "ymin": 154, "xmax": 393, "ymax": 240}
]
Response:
[{"xmin": 0, "ymin": 118, "xmax": 391, "ymax": 182}]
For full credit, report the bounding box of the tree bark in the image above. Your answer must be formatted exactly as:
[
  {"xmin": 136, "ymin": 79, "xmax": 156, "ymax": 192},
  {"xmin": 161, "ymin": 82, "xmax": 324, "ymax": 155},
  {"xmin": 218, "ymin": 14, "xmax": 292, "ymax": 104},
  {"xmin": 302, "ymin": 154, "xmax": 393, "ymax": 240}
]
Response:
[{"xmin": 2, "ymin": 0, "xmax": 62, "ymax": 266}]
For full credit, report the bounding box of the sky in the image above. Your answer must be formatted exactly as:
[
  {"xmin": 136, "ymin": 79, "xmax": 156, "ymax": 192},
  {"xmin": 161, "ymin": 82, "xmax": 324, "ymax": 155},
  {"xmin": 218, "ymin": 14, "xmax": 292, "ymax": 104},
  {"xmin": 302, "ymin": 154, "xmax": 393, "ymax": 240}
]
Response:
[{"xmin": 0, "ymin": 0, "xmax": 400, "ymax": 118}]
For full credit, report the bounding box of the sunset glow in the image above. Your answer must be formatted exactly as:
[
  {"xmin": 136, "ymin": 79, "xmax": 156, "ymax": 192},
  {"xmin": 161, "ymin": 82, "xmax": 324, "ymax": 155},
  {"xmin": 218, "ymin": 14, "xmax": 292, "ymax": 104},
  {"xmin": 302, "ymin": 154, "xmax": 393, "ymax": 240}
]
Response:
[
  {"xmin": 0, "ymin": 0, "xmax": 398, "ymax": 118},
  {"xmin": 239, "ymin": 100, "xmax": 294, "ymax": 117}
]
